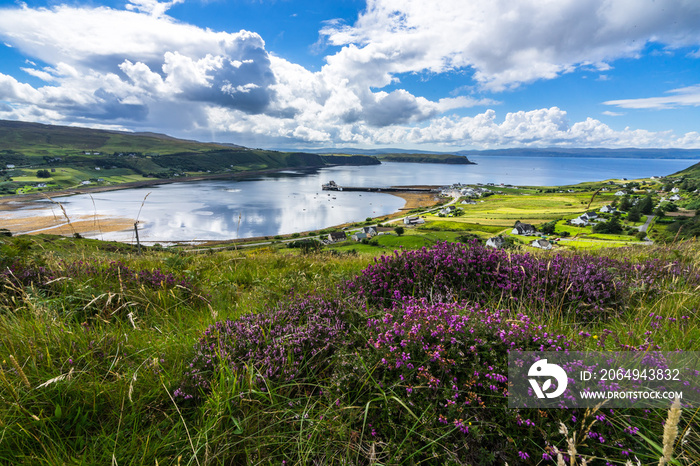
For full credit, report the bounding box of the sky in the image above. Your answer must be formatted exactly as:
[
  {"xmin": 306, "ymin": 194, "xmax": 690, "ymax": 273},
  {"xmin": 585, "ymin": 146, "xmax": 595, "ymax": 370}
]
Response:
[{"xmin": 0, "ymin": 0, "xmax": 699, "ymax": 151}]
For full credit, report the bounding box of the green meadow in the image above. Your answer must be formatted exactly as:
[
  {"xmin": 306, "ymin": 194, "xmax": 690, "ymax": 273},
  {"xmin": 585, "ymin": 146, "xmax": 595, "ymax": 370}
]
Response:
[{"xmin": 1, "ymin": 232, "xmax": 699, "ymax": 464}]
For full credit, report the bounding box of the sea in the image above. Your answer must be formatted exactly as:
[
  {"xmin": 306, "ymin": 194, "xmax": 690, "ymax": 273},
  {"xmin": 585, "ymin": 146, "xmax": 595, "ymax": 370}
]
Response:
[{"xmin": 4, "ymin": 156, "xmax": 697, "ymax": 243}]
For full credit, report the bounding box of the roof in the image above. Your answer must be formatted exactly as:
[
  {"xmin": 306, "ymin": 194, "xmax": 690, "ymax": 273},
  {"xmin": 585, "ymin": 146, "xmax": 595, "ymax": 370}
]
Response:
[
  {"xmin": 486, "ymin": 236, "xmax": 506, "ymax": 248},
  {"xmin": 531, "ymin": 239, "xmax": 552, "ymax": 249},
  {"xmin": 513, "ymin": 221, "xmax": 536, "ymax": 235}
]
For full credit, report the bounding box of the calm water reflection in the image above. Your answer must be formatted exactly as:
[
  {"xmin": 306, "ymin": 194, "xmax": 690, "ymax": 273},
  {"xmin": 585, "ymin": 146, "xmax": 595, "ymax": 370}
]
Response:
[{"xmin": 12, "ymin": 157, "xmax": 699, "ymax": 242}]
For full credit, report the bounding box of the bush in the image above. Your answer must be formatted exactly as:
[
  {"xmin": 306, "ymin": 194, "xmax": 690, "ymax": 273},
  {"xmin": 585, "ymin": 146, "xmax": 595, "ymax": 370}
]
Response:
[
  {"xmin": 177, "ymin": 296, "xmax": 352, "ymax": 399},
  {"xmin": 346, "ymin": 241, "xmax": 696, "ymax": 321},
  {"xmin": 593, "ymin": 216, "xmax": 623, "ymax": 234}
]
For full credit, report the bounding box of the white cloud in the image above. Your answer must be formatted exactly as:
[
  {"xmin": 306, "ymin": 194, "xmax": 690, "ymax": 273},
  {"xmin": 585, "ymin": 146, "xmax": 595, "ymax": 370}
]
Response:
[
  {"xmin": 126, "ymin": 0, "xmax": 184, "ymax": 18},
  {"xmin": 602, "ymin": 111, "xmax": 623, "ymax": 116},
  {"xmin": 0, "ymin": 1, "xmax": 698, "ymax": 149},
  {"xmin": 604, "ymin": 84, "xmax": 700, "ymax": 109},
  {"xmin": 321, "ymin": 0, "xmax": 700, "ymax": 91}
]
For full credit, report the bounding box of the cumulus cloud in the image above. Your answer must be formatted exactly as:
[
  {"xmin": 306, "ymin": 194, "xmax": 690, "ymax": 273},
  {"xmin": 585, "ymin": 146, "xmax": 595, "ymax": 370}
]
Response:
[
  {"xmin": 203, "ymin": 105, "xmax": 700, "ymax": 149},
  {"xmin": 0, "ymin": 2, "xmax": 280, "ymax": 130},
  {"xmin": 604, "ymin": 84, "xmax": 700, "ymax": 109},
  {"xmin": 321, "ymin": 0, "xmax": 700, "ymax": 91},
  {"xmin": 0, "ymin": 1, "xmax": 486, "ymax": 134},
  {"xmin": 0, "ymin": 0, "xmax": 698, "ymax": 149}
]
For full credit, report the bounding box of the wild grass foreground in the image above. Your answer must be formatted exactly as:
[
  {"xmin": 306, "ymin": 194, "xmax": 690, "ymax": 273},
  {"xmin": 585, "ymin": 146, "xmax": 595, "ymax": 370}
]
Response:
[{"xmin": 1, "ymin": 235, "xmax": 699, "ymax": 465}]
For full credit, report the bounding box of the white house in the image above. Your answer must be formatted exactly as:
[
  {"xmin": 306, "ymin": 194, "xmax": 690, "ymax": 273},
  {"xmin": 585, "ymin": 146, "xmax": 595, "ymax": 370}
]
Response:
[
  {"xmin": 671, "ymin": 187, "xmax": 680, "ymax": 194},
  {"xmin": 669, "ymin": 194, "xmax": 682, "ymax": 201},
  {"xmin": 571, "ymin": 211, "xmax": 599, "ymax": 226},
  {"xmin": 404, "ymin": 216, "xmax": 425, "ymax": 225},
  {"xmin": 531, "ymin": 239, "xmax": 553, "ymax": 250},
  {"xmin": 615, "ymin": 191, "xmax": 626, "ymax": 196},
  {"xmin": 80, "ymin": 180, "xmax": 91, "ymax": 185},
  {"xmin": 485, "ymin": 236, "xmax": 506, "ymax": 249},
  {"xmin": 599, "ymin": 205, "xmax": 616, "ymax": 213},
  {"xmin": 512, "ymin": 221, "xmax": 536, "ymax": 235},
  {"xmin": 5, "ymin": 164, "xmax": 15, "ymax": 169}
]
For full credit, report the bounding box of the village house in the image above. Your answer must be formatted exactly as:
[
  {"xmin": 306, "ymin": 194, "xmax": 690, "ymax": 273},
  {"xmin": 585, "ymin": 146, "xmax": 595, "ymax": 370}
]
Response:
[
  {"xmin": 531, "ymin": 239, "xmax": 553, "ymax": 250},
  {"xmin": 404, "ymin": 216, "xmax": 425, "ymax": 225},
  {"xmin": 351, "ymin": 232, "xmax": 368, "ymax": 241},
  {"xmin": 362, "ymin": 226, "xmax": 377, "ymax": 236},
  {"xmin": 512, "ymin": 221, "xmax": 536, "ymax": 235},
  {"xmin": 570, "ymin": 211, "xmax": 599, "ymax": 226},
  {"xmin": 485, "ymin": 236, "xmax": 506, "ymax": 249},
  {"xmin": 327, "ymin": 232, "xmax": 347, "ymax": 243},
  {"xmin": 599, "ymin": 205, "xmax": 617, "ymax": 213},
  {"xmin": 671, "ymin": 187, "xmax": 680, "ymax": 194},
  {"xmin": 461, "ymin": 200, "xmax": 477, "ymax": 205},
  {"xmin": 669, "ymin": 194, "xmax": 682, "ymax": 201},
  {"xmin": 440, "ymin": 206, "xmax": 457, "ymax": 216}
]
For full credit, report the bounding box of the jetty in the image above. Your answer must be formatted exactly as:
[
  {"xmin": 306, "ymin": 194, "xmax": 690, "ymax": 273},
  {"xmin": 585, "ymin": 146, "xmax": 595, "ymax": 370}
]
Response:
[{"xmin": 322, "ymin": 181, "xmax": 439, "ymax": 193}]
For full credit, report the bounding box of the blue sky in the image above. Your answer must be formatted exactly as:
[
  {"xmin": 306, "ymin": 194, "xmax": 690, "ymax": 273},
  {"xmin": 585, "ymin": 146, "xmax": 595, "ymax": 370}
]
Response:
[{"xmin": 0, "ymin": 0, "xmax": 699, "ymax": 150}]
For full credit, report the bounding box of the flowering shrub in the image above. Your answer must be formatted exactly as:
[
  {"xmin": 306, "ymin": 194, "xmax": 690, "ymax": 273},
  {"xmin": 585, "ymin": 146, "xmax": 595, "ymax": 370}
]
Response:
[
  {"xmin": 175, "ymin": 241, "xmax": 699, "ymax": 463},
  {"xmin": 176, "ymin": 296, "xmax": 351, "ymax": 399},
  {"xmin": 347, "ymin": 241, "xmax": 699, "ymax": 321},
  {"xmin": 348, "ymin": 298, "xmax": 575, "ymax": 462}
]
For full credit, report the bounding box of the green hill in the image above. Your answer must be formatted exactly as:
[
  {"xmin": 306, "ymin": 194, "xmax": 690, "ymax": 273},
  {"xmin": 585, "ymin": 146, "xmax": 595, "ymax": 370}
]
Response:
[
  {"xmin": 0, "ymin": 120, "xmax": 379, "ymax": 195},
  {"xmin": 671, "ymin": 160, "xmax": 700, "ymax": 179}
]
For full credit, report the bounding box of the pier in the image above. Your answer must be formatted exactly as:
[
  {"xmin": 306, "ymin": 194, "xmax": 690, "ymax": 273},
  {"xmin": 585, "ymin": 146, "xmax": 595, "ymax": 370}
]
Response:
[{"xmin": 322, "ymin": 180, "xmax": 439, "ymax": 193}]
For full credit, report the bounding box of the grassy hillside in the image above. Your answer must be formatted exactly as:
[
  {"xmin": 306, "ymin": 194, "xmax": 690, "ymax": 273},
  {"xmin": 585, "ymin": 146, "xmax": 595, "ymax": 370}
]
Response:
[
  {"xmin": 0, "ymin": 120, "xmax": 379, "ymax": 196},
  {"xmin": 671, "ymin": 160, "xmax": 700, "ymax": 179},
  {"xmin": 0, "ymin": 235, "xmax": 698, "ymax": 464},
  {"xmin": 0, "ymin": 119, "xmax": 231, "ymax": 155}
]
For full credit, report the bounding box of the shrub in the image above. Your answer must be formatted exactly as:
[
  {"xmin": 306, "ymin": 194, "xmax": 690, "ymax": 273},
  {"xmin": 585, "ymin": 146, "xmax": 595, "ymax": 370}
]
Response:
[
  {"xmin": 177, "ymin": 296, "xmax": 352, "ymax": 399},
  {"xmin": 337, "ymin": 298, "xmax": 575, "ymax": 463},
  {"xmin": 346, "ymin": 241, "xmax": 697, "ymax": 322}
]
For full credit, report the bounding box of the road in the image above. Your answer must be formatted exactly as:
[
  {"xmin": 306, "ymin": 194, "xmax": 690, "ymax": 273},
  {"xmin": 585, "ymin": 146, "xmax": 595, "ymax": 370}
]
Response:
[{"xmin": 638, "ymin": 214, "xmax": 655, "ymax": 233}]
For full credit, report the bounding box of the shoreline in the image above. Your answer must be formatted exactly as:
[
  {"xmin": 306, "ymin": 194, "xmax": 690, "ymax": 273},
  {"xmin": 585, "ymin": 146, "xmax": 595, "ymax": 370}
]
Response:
[
  {"xmin": 0, "ymin": 175, "xmax": 443, "ymax": 241},
  {"xmin": 0, "ymin": 167, "xmax": 321, "ymax": 208}
]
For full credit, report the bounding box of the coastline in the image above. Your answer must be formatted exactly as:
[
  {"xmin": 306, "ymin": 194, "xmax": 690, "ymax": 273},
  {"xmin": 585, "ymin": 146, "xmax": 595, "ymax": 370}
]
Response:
[{"xmin": 0, "ymin": 175, "xmax": 442, "ymax": 240}]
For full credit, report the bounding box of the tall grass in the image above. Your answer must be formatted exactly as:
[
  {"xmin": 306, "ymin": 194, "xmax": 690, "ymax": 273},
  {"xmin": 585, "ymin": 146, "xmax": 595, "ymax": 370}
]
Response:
[{"xmin": 0, "ymin": 235, "xmax": 699, "ymax": 464}]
